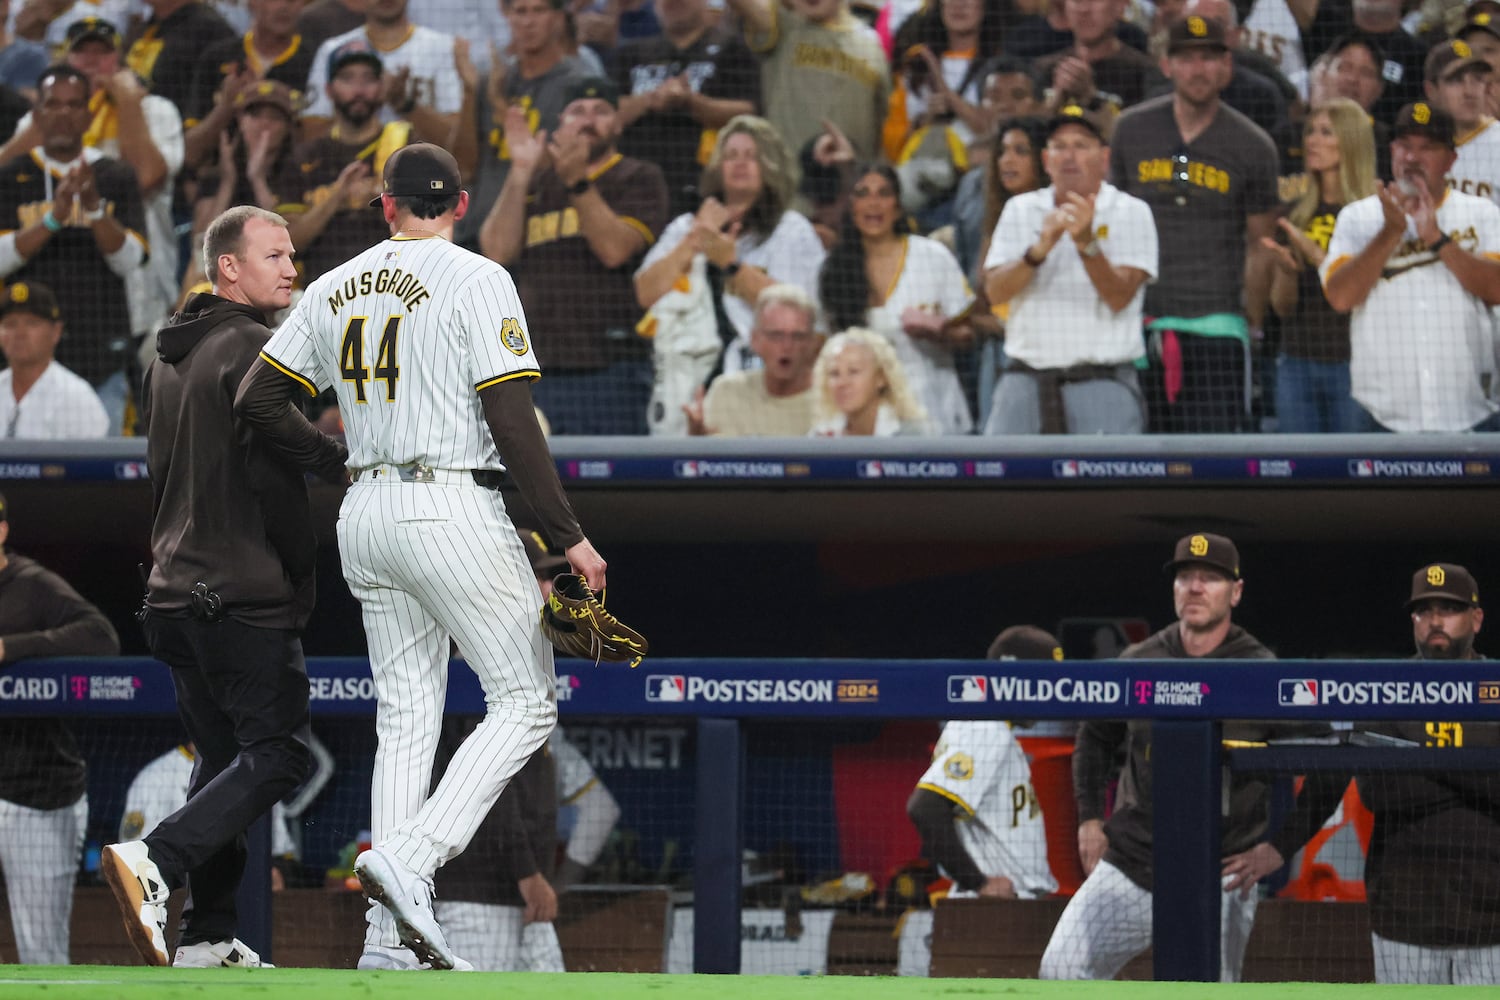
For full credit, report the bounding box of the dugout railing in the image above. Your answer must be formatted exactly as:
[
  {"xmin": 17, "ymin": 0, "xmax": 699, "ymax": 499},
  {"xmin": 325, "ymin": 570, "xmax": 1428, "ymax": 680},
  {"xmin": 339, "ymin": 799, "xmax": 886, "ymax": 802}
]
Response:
[{"xmin": 3, "ymin": 657, "xmax": 1499, "ymax": 980}]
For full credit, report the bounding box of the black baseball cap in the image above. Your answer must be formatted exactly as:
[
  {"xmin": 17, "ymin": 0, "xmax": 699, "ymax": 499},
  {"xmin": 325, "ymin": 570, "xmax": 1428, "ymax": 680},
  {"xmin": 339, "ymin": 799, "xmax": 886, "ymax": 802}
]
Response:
[
  {"xmin": 561, "ymin": 75, "xmax": 619, "ymax": 109},
  {"xmin": 987, "ymin": 625, "xmax": 1063, "ymax": 661},
  {"xmin": 1045, "ymin": 104, "xmax": 1107, "ymax": 143},
  {"xmin": 517, "ymin": 528, "xmax": 569, "ymax": 579},
  {"xmin": 65, "ymin": 16, "xmax": 121, "ymax": 51},
  {"xmin": 1393, "ymin": 101, "xmax": 1457, "ymax": 149},
  {"xmin": 1407, "ymin": 563, "xmax": 1481, "ymax": 609},
  {"xmin": 369, "ymin": 142, "xmax": 462, "ymax": 206},
  {"xmin": 0, "ymin": 281, "xmax": 61, "ymax": 321},
  {"xmin": 1164, "ymin": 532, "xmax": 1240, "ymax": 580},
  {"xmin": 1167, "ymin": 15, "xmax": 1230, "ymax": 54},
  {"xmin": 328, "ymin": 37, "xmax": 383, "ymax": 78}
]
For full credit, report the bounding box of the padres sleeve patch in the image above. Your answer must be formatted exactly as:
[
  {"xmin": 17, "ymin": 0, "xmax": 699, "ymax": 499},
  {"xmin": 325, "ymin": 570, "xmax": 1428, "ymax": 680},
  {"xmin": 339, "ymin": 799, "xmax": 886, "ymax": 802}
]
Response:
[
  {"xmin": 121, "ymin": 810, "xmax": 146, "ymax": 840},
  {"xmin": 944, "ymin": 752, "xmax": 974, "ymax": 780},
  {"xmin": 500, "ymin": 317, "xmax": 528, "ymax": 356}
]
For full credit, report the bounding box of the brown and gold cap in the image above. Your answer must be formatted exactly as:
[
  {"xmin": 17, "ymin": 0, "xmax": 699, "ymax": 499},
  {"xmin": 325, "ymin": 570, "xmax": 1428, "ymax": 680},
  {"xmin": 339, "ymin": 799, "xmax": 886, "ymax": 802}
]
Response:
[
  {"xmin": 1407, "ymin": 563, "xmax": 1480, "ymax": 608},
  {"xmin": 1164, "ymin": 532, "xmax": 1240, "ymax": 579}
]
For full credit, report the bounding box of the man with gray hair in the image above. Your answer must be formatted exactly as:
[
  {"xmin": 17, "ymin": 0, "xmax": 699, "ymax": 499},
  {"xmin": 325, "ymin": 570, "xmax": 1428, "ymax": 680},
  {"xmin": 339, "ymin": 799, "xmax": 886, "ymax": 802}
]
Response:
[
  {"xmin": 685, "ymin": 283, "xmax": 822, "ymax": 435},
  {"xmin": 100, "ymin": 205, "xmax": 347, "ymax": 969}
]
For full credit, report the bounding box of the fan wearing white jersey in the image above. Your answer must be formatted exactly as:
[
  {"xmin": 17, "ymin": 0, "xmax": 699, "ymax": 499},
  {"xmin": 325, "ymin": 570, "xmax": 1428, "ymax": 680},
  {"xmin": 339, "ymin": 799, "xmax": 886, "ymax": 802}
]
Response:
[
  {"xmin": 1242, "ymin": 0, "xmax": 1312, "ymax": 99},
  {"xmin": 236, "ymin": 143, "xmax": 607, "ymax": 972},
  {"xmin": 300, "ymin": 0, "xmax": 462, "ymax": 146},
  {"xmin": 1424, "ymin": 39, "xmax": 1500, "ymax": 207}
]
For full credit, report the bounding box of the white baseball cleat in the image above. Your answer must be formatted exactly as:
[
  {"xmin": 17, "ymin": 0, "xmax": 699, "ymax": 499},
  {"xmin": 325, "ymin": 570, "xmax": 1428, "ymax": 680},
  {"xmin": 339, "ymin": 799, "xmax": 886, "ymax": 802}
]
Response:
[
  {"xmin": 100, "ymin": 841, "xmax": 171, "ymax": 966},
  {"xmin": 174, "ymin": 938, "xmax": 274, "ymax": 968},
  {"xmin": 353, "ymin": 847, "xmax": 466, "ymax": 970},
  {"xmin": 357, "ymin": 945, "xmax": 474, "ymax": 971}
]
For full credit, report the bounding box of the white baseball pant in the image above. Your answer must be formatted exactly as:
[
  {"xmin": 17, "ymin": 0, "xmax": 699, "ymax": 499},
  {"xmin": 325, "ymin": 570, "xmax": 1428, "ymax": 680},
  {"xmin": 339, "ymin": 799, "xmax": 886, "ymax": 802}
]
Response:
[
  {"xmin": 339, "ymin": 479, "xmax": 556, "ymax": 951},
  {"xmin": 896, "ymin": 909, "xmax": 934, "ymax": 976},
  {"xmin": 1039, "ymin": 858, "xmax": 1257, "ymax": 982},
  {"xmin": 433, "ymin": 901, "xmax": 565, "ymax": 971},
  {"xmin": 0, "ymin": 795, "xmax": 86, "ymax": 965},
  {"xmin": 1373, "ymin": 933, "xmax": 1500, "ymax": 984}
]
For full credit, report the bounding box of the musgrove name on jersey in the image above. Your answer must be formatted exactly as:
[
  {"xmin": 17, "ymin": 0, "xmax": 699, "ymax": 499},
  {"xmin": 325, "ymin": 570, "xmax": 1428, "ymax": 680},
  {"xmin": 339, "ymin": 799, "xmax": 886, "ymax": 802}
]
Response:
[
  {"xmin": 688, "ymin": 678, "xmax": 835, "ymax": 702},
  {"xmin": 989, "ymin": 676, "xmax": 1123, "ymax": 703},
  {"xmin": 325, "ymin": 267, "xmax": 432, "ymax": 313},
  {"xmin": 1319, "ymin": 680, "xmax": 1473, "ymax": 705}
]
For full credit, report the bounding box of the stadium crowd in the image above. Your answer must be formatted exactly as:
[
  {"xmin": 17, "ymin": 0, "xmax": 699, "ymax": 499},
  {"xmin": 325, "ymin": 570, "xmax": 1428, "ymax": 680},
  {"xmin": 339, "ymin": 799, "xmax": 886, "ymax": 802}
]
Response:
[{"xmin": 0, "ymin": 0, "xmax": 1497, "ymax": 437}]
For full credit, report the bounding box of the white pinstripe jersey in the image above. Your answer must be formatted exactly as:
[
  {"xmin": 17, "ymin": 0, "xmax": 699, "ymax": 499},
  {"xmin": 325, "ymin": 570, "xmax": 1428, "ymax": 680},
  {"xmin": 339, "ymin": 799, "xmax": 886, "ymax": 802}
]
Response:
[
  {"xmin": 917, "ymin": 720, "xmax": 1058, "ymax": 897},
  {"xmin": 262, "ymin": 235, "xmax": 539, "ymax": 470}
]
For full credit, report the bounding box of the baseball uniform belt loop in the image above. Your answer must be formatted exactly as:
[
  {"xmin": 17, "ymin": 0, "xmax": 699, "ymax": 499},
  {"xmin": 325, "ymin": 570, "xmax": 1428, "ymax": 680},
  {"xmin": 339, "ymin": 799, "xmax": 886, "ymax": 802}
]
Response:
[{"xmin": 354, "ymin": 464, "xmax": 506, "ymax": 488}]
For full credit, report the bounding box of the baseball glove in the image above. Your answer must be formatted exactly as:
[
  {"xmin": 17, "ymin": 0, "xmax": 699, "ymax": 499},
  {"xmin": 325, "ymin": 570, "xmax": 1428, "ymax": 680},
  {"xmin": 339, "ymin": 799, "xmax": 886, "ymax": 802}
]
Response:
[{"xmin": 541, "ymin": 574, "xmax": 649, "ymax": 667}]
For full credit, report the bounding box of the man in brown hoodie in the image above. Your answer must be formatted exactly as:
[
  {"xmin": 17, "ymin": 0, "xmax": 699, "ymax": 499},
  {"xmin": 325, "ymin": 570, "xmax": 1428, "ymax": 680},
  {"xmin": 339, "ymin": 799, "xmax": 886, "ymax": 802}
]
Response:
[
  {"xmin": 1041, "ymin": 532, "xmax": 1307, "ymax": 982},
  {"xmin": 100, "ymin": 205, "xmax": 346, "ymax": 969}
]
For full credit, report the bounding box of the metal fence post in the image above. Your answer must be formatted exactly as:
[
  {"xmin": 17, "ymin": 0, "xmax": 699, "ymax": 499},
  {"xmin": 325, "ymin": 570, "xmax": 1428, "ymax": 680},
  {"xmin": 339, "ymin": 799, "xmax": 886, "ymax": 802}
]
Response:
[
  {"xmin": 1152, "ymin": 719, "xmax": 1222, "ymax": 981},
  {"xmin": 694, "ymin": 717, "xmax": 743, "ymax": 973},
  {"xmin": 235, "ymin": 814, "xmax": 273, "ymax": 961}
]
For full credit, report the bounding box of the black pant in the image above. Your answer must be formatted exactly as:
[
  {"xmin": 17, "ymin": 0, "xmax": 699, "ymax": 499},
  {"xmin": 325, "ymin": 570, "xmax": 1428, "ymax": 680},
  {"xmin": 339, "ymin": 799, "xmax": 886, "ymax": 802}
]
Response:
[
  {"xmin": 140, "ymin": 612, "xmax": 312, "ymax": 945},
  {"xmin": 1144, "ymin": 333, "xmax": 1250, "ymax": 433}
]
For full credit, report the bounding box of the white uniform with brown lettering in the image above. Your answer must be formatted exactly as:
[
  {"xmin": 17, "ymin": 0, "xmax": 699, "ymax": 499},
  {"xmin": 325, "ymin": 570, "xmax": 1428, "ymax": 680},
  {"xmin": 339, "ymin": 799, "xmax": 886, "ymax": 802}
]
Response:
[
  {"xmin": 261, "ymin": 234, "xmax": 556, "ymax": 956},
  {"xmin": 1242, "ymin": 0, "xmax": 1309, "ymax": 98},
  {"xmin": 916, "ymin": 721, "xmax": 1057, "ymax": 896},
  {"xmin": 1452, "ymin": 118, "xmax": 1500, "ymax": 208},
  {"xmin": 899, "ymin": 721, "xmax": 1058, "ymax": 976}
]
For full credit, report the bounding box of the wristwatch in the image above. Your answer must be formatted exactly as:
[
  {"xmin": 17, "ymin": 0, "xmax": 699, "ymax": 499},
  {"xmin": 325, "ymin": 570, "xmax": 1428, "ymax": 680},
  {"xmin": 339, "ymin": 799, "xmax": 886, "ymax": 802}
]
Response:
[
  {"xmin": 1078, "ymin": 238, "xmax": 1102, "ymax": 258},
  {"xmin": 567, "ymin": 178, "xmax": 592, "ymax": 197},
  {"xmin": 81, "ymin": 204, "xmax": 106, "ymax": 223},
  {"xmin": 1427, "ymin": 233, "xmax": 1452, "ymax": 254}
]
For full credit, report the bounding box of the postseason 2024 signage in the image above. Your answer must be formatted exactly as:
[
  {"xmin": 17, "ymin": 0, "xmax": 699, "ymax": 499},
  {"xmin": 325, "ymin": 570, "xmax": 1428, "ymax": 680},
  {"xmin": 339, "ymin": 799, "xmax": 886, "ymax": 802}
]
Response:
[{"xmin": 3, "ymin": 659, "xmax": 1500, "ymax": 722}]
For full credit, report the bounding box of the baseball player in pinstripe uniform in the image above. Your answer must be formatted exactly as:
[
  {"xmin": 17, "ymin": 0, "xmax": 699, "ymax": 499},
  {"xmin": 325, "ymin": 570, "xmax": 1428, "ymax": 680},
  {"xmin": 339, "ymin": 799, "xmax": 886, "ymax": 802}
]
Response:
[
  {"xmin": 237, "ymin": 142, "xmax": 606, "ymax": 971},
  {"xmin": 901, "ymin": 626, "xmax": 1061, "ymax": 976}
]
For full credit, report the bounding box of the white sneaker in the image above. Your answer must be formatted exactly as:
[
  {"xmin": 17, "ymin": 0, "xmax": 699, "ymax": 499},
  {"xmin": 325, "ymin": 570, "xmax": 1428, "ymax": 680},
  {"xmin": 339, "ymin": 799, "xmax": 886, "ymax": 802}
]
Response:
[
  {"xmin": 174, "ymin": 938, "xmax": 273, "ymax": 968},
  {"xmin": 357, "ymin": 945, "xmax": 421, "ymax": 970},
  {"xmin": 353, "ymin": 847, "xmax": 466, "ymax": 970},
  {"xmin": 356, "ymin": 946, "xmax": 474, "ymax": 971},
  {"xmin": 100, "ymin": 841, "xmax": 170, "ymax": 966}
]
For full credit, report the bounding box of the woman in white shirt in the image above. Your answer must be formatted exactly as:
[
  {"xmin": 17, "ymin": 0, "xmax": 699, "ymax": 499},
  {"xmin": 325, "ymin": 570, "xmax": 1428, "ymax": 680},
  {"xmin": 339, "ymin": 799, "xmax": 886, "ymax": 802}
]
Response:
[
  {"xmin": 810, "ymin": 327, "xmax": 932, "ymax": 436},
  {"xmin": 818, "ymin": 164, "xmax": 976, "ymax": 433},
  {"xmin": 635, "ymin": 115, "xmax": 826, "ymax": 373}
]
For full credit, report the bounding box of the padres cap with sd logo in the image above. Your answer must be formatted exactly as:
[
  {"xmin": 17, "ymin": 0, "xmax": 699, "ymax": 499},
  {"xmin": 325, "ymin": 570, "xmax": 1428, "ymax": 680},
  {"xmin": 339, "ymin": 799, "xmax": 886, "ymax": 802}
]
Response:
[{"xmin": 1164, "ymin": 532, "xmax": 1240, "ymax": 579}]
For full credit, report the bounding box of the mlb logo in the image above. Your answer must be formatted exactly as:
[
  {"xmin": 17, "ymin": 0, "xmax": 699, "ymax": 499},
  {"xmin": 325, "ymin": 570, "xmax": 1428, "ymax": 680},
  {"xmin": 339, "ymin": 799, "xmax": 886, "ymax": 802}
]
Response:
[
  {"xmin": 1054, "ymin": 460, "xmax": 1080, "ymax": 478},
  {"xmin": 1279, "ymin": 679, "xmax": 1319, "ymax": 706},
  {"xmin": 858, "ymin": 461, "xmax": 883, "ymax": 478},
  {"xmin": 947, "ymin": 676, "xmax": 987, "ymax": 702},
  {"xmin": 646, "ymin": 675, "xmax": 685, "ymax": 702},
  {"xmin": 674, "ymin": 461, "xmax": 699, "ymax": 478},
  {"xmin": 1349, "ymin": 460, "xmax": 1374, "ymax": 477}
]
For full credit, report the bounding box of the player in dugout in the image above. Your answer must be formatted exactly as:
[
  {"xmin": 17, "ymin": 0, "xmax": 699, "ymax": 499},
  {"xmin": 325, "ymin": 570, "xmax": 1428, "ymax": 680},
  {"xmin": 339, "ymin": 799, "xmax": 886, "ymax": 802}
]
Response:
[
  {"xmin": 1041, "ymin": 532, "xmax": 1326, "ymax": 982},
  {"xmin": 900, "ymin": 624, "xmax": 1063, "ymax": 976},
  {"xmin": 1224, "ymin": 562, "xmax": 1500, "ymax": 985}
]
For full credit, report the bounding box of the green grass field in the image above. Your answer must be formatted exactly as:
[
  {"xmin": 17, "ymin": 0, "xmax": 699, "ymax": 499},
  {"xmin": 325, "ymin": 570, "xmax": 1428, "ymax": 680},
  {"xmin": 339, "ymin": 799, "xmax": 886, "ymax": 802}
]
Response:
[{"xmin": 0, "ymin": 967, "xmax": 1491, "ymax": 999}]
